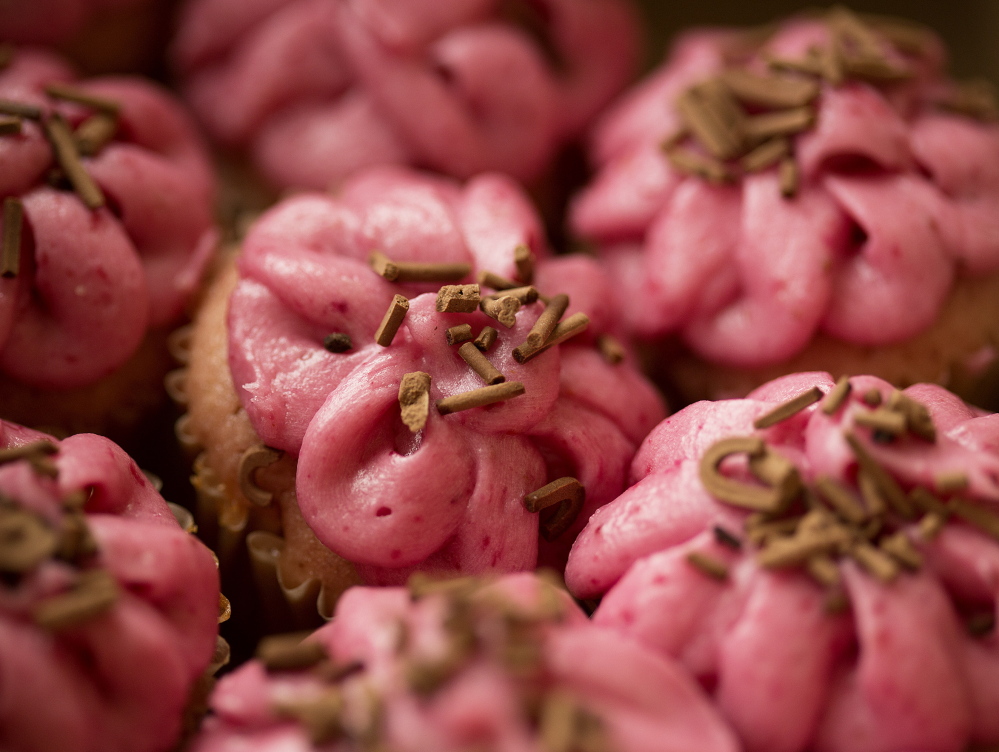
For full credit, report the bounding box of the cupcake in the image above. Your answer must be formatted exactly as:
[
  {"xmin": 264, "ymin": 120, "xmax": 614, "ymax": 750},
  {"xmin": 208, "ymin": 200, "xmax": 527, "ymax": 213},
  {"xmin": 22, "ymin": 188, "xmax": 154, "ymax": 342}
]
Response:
[
  {"xmin": 0, "ymin": 418, "xmax": 224, "ymax": 751},
  {"xmin": 177, "ymin": 166, "xmax": 664, "ymax": 625},
  {"xmin": 171, "ymin": 0, "xmax": 639, "ymax": 192},
  {"xmin": 190, "ymin": 572, "xmax": 739, "ymax": 752},
  {"xmin": 0, "ymin": 46, "xmax": 217, "ymax": 437},
  {"xmin": 570, "ymin": 9, "xmax": 999, "ymax": 404},
  {"xmin": 566, "ymin": 371, "xmax": 999, "ymax": 752}
]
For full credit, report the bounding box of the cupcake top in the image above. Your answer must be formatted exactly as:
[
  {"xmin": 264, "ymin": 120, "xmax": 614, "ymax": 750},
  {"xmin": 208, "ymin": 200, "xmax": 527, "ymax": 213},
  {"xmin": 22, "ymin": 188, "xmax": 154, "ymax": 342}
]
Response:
[
  {"xmin": 191, "ymin": 573, "xmax": 739, "ymax": 752},
  {"xmin": 0, "ymin": 47, "xmax": 216, "ymax": 389},
  {"xmin": 0, "ymin": 419, "xmax": 222, "ymax": 752},
  {"xmin": 229, "ymin": 166, "xmax": 665, "ymax": 583},
  {"xmin": 571, "ymin": 10, "xmax": 999, "ymax": 367},
  {"xmin": 566, "ymin": 371, "xmax": 999, "ymax": 752},
  {"xmin": 172, "ymin": 0, "xmax": 639, "ymax": 190}
]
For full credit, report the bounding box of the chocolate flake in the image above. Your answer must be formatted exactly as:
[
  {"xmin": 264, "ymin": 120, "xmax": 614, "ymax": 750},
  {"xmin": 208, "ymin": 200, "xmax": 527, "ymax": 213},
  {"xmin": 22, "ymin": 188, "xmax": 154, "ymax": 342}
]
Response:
[
  {"xmin": 741, "ymin": 137, "xmax": 790, "ymax": 173},
  {"xmin": 665, "ymin": 145, "xmax": 731, "ymax": 183},
  {"xmin": 719, "ymin": 68, "xmax": 820, "ymax": 108},
  {"xmin": 368, "ymin": 251, "xmax": 470, "ymax": 283},
  {"xmin": 753, "ymin": 386, "xmax": 823, "ymax": 429},
  {"xmin": 398, "ymin": 371, "xmax": 431, "ymax": 432},
  {"xmin": 743, "ymin": 108, "xmax": 815, "ymax": 141},
  {"xmin": 676, "ymin": 80, "xmax": 745, "ymax": 160},
  {"xmin": 323, "ymin": 332, "xmax": 352, "ymax": 353},
  {"xmin": 0, "ymin": 115, "xmax": 21, "ymax": 135},
  {"xmin": 524, "ymin": 478, "xmax": 585, "ymax": 540},
  {"xmin": 473, "ymin": 326, "xmax": 498, "ymax": 352},
  {"xmin": 686, "ymin": 551, "xmax": 729, "ymax": 580},
  {"xmin": 55, "ymin": 511, "xmax": 99, "ymax": 562},
  {"xmin": 0, "ymin": 440, "xmax": 58, "ymax": 467},
  {"xmin": 886, "ymin": 390, "xmax": 936, "ymax": 442},
  {"xmin": 2, "ymin": 197, "xmax": 22, "ymax": 278},
  {"xmin": 33, "ymin": 569, "xmax": 119, "ymax": 630},
  {"xmin": 822, "ymin": 376, "xmax": 852, "ymax": 414},
  {"xmin": 435, "ymin": 285, "xmax": 479, "ymax": 314},
  {"xmin": 513, "ymin": 313, "xmax": 590, "ymax": 363},
  {"xmin": 458, "ymin": 342, "xmax": 505, "ymax": 386},
  {"xmin": 43, "ymin": 114, "xmax": 105, "ymax": 209},
  {"xmin": 909, "ymin": 487, "xmax": 948, "ymax": 517},
  {"xmin": 256, "ymin": 631, "xmax": 328, "ymax": 671},
  {"xmin": 480, "ymin": 295, "xmax": 520, "ymax": 327},
  {"xmin": 238, "ymin": 445, "xmax": 283, "ymax": 507},
  {"xmin": 375, "ymin": 294, "xmax": 410, "ymax": 345},
  {"xmin": 436, "ymin": 381, "xmax": 525, "ymax": 416},
  {"xmin": 525, "ymin": 293, "xmax": 569, "ymax": 351},
  {"xmin": 934, "ymin": 470, "xmax": 969, "ymax": 494},
  {"xmin": 596, "ymin": 333, "xmax": 625, "ymax": 365},
  {"xmin": 445, "ymin": 324, "xmax": 473, "ymax": 345}
]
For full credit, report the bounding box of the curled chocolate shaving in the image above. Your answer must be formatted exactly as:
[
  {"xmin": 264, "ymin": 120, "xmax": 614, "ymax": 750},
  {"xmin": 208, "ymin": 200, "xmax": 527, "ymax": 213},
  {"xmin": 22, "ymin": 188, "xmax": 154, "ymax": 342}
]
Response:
[{"xmin": 700, "ymin": 437, "xmax": 800, "ymax": 513}]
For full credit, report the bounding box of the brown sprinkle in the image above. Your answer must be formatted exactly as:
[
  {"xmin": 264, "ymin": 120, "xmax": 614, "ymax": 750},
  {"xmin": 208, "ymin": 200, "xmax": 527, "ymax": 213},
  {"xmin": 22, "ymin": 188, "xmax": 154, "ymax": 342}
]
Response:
[
  {"xmin": 238, "ymin": 445, "xmax": 283, "ymax": 507},
  {"xmin": 779, "ymin": 156, "xmax": 800, "ymax": 197},
  {"xmin": 806, "ymin": 555, "xmax": 842, "ymax": 587},
  {"xmin": 854, "ymin": 407, "xmax": 907, "ymax": 437},
  {"xmin": 256, "ymin": 631, "xmax": 328, "ymax": 671},
  {"xmin": 33, "ymin": 569, "xmax": 119, "ymax": 630},
  {"xmin": 935, "ymin": 471, "xmax": 969, "ymax": 494},
  {"xmin": 743, "ymin": 108, "xmax": 815, "ymax": 141},
  {"xmin": 524, "ymin": 477, "xmax": 583, "ymax": 514},
  {"xmin": 398, "ymin": 371, "xmax": 431, "ymax": 433},
  {"xmin": 950, "ymin": 499, "xmax": 999, "ymax": 541},
  {"xmin": 73, "ymin": 112, "xmax": 117, "ymax": 157},
  {"xmin": 862, "ymin": 388, "xmax": 883, "ymax": 407},
  {"xmin": 43, "ymin": 114, "xmax": 105, "ymax": 209},
  {"xmin": 445, "ymin": 324, "xmax": 473, "ymax": 346},
  {"xmin": 686, "ymin": 551, "xmax": 729, "ymax": 581},
  {"xmin": 879, "ymin": 531, "xmax": 922, "ymax": 570},
  {"xmin": 436, "ymin": 381, "xmax": 525, "ymax": 416},
  {"xmin": 844, "ymin": 432, "xmax": 914, "ymax": 518},
  {"xmin": 741, "ymin": 137, "xmax": 790, "ymax": 173},
  {"xmin": 850, "ymin": 541, "xmax": 899, "ymax": 582},
  {"xmin": 2, "ymin": 196, "xmax": 22, "ymax": 278},
  {"xmin": 765, "ymin": 51, "xmax": 824, "ymax": 78},
  {"xmin": 44, "ymin": 83, "xmax": 120, "ymax": 114},
  {"xmin": 596, "ymin": 333, "xmax": 625, "ymax": 365},
  {"xmin": 480, "ymin": 295, "xmax": 521, "ymax": 327},
  {"xmin": 713, "ymin": 525, "xmax": 742, "ymax": 550},
  {"xmin": 55, "ymin": 511, "xmax": 99, "ymax": 562},
  {"xmin": 0, "ymin": 100, "xmax": 42, "ymax": 120},
  {"xmin": 719, "ymin": 68, "xmax": 820, "ymax": 109},
  {"xmin": 526, "ymin": 293, "xmax": 569, "ymax": 349},
  {"xmin": 665, "ymin": 145, "xmax": 731, "ymax": 183},
  {"xmin": 821, "ymin": 376, "xmax": 852, "ymax": 414},
  {"xmin": 514, "ymin": 244, "xmax": 535, "ymax": 283},
  {"xmin": 477, "ymin": 270, "xmax": 519, "ymax": 291},
  {"xmin": 435, "ymin": 284, "xmax": 479, "ymax": 314},
  {"xmin": 857, "ymin": 469, "xmax": 887, "ymax": 516},
  {"xmin": 753, "ymin": 386, "xmax": 823, "ymax": 429},
  {"xmin": 513, "ymin": 313, "xmax": 590, "ymax": 363},
  {"xmin": 758, "ymin": 525, "xmax": 852, "ymax": 569},
  {"xmin": 0, "ymin": 508, "xmax": 58, "ymax": 573},
  {"xmin": 458, "ymin": 342, "xmax": 505, "ymax": 386},
  {"xmin": 918, "ymin": 512, "xmax": 947, "ymax": 541},
  {"xmin": 407, "ymin": 573, "xmax": 481, "ymax": 601},
  {"xmin": 368, "ymin": 251, "xmax": 470, "ymax": 283},
  {"xmin": 909, "ymin": 487, "xmax": 948, "ymax": 517},
  {"xmin": 700, "ymin": 436, "xmax": 796, "ymax": 513},
  {"xmin": 676, "ymin": 80, "xmax": 745, "ymax": 160},
  {"xmin": 0, "ymin": 115, "xmax": 21, "ymax": 135},
  {"xmin": 323, "ymin": 332, "xmax": 352, "ymax": 353},
  {"xmin": 0, "ymin": 440, "xmax": 58, "ymax": 466},
  {"xmin": 745, "ymin": 515, "xmax": 801, "ymax": 546},
  {"xmin": 487, "ymin": 285, "xmax": 539, "ymax": 304},
  {"xmin": 886, "ymin": 390, "xmax": 936, "ymax": 442},
  {"xmin": 273, "ymin": 691, "xmax": 344, "ymax": 745},
  {"xmin": 473, "ymin": 326, "xmax": 498, "ymax": 351},
  {"xmin": 815, "ymin": 476, "xmax": 867, "ymax": 524},
  {"xmin": 375, "ymin": 294, "xmax": 410, "ymax": 345}
]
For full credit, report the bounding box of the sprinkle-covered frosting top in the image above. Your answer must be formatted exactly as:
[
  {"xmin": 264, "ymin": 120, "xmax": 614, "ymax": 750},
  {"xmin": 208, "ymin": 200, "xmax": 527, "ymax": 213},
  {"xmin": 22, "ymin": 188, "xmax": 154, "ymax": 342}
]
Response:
[
  {"xmin": 572, "ymin": 10, "xmax": 999, "ymax": 367},
  {"xmin": 191, "ymin": 573, "xmax": 740, "ymax": 752},
  {"xmin": 229, "ymin": 167, "xmax": 665, "ymax": 584},
  {"xmin": 566, "ymin": 371, "xmax": 999, "ymax": 752},
  {"xmin": 0, "ymin": 419, "xmax": 221, "ymax": 752},
  {"xmin": 0, "ymin": 47, "xmax": 216, "ymax": 389},
  {"xmin": 172, "ymin": 0, "xmax": 639, "ymax": 190}
]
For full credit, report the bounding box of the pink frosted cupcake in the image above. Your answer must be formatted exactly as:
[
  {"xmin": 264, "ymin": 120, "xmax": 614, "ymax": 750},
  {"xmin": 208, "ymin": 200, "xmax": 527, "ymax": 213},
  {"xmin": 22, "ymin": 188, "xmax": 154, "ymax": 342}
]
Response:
[
  {"xmin": 190, "ymin": 573, "xmax": 738, "ymax": 752},
  {"xmin": 0, "ymin": 47, "xmax": 217, "ymax": 436},
  {"xmin": 176, "ymin": 166, "xmax": 664, "ymax": 624},
  {"xmin": 0, "ymin": 418, "xmax": 223, "ymax": 751},
  {"xmin": 571, "ymin": 9, "xmax": 999, "ymax": 403},
  {"xmin": 566, "ymin": 371, "xmax": 999, "ymax": 752},
  {"xmin": 171, "ymin": 0, "xmax": 639, "ymax": 192}
]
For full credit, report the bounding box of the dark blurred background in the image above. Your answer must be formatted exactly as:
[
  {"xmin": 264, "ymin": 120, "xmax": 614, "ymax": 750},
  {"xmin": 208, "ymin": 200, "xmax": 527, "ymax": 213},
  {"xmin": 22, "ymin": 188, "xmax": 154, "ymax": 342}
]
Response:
[{"xmin": 632, "ymin": 0, "xmax": 999, "ymax": 82}]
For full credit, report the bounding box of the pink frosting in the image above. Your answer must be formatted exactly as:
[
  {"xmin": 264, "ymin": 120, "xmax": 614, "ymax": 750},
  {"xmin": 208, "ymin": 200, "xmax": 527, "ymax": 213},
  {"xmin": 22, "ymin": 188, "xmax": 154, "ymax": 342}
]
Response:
[
  {"xmin": 0, "ymin": 419, "xmax": 221, "ymax": 752},
  {"xmin": 230, "ymin": 166, "xmax": 665, "ymax": 583},
  {"xmin": 570, "ymin": 19, "xmax": 999, "ymax": 367},
  {"xmin": 172, "ymin": 0, "xmax": 639, "ymax": 190},
  {"xmin": 565, "ymin": 372, "xmax": 999, "ymax": 752},
  {"xmin": 0, "ymin": 48, "xmax": 216, "ymax": 389},
  {"xmin": 191, "ymin": 573, "xmax": 739, "ymax": 752},
  {"xmin": 0, "ymin": 0, "xmax": 146, "ymax": 45}
]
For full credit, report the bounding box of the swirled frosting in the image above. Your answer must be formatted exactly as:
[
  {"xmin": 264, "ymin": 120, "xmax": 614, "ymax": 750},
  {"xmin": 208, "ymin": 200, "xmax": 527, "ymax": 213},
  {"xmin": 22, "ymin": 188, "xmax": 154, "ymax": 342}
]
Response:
[
  {"xmin": 172, "ymin": 0, "xmax": 638, "ymax": 190},
  {"xmin": 0, "ymin": 48, "xmax": 216, "ymax": 389},
  {"xmin": 0, "ymin": 419, "xmax": 221, "ymax": 752},
  {"xmin": 230, "ymin": 166, "xmax": 665, "ymax": 584},
  {"xmin": 191, "ymin": 573, "xmax": 738, "ymax": 752},
  {"xmin": 566, "ymin": 372, "xmax": 999, "ymax": 752},
  {"xmin": 571, "ymin": 15, "xmax": 999, "ymax": 367}
]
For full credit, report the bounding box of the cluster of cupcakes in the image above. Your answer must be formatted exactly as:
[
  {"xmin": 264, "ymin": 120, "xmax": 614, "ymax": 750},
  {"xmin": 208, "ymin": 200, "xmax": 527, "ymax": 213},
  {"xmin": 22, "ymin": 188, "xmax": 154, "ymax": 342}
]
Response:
[{"xmin": 1, "ymin": 3, "xmax": 999, "ymax": 752}]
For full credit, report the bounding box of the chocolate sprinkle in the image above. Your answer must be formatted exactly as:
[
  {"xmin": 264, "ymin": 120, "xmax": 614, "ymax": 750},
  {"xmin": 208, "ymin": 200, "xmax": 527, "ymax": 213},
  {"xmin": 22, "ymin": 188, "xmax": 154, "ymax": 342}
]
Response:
[
  {"xmin": 435, "ymin": 285, "xmax": 480, "ymax": 314},
  {"xmin": 257, "ymin": 632, "xmax": 328, "ymax": 671},
  {"xmin": 753, "ymin": 386, "xmax": 823, "ymax": 429},
  {"xmin": 375, "ymin": 294, "xmax": 410, "ymax": 345},
  {"xmin": 686, "ymin": 551, "xmax": 730, "ymax": 580},
  {"xmin": 43, "ymin": 113, "xmax": 105, "ymax": 209},
  {"xmin": 458, "ymin": 342, "xmax": 505, "ymax": 385},
  {"xmin": 323, "ymin": 332, "xmax": 352, "ymax": 353},
  {"xmin": 398, "ymin": 372, "xmax": 431, "ymax": 433},
  {"xmin": 0, "ymin": 115, "xmax": 21, "ymax": 135},
  {"xmin": 44, "ymin": 83, "xmax": 120, "ymax": 115},
  {"xmin": 445, "ymin": 324, "xmax": 473, "ymax": 346},
  {"xmin": 473, "ymin": 326, "xmax": 498, "ymax": 352},
  {"xmin": 436, "ymin": 381, "xmax": 525, "ymax": 416}
]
